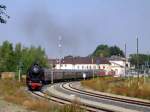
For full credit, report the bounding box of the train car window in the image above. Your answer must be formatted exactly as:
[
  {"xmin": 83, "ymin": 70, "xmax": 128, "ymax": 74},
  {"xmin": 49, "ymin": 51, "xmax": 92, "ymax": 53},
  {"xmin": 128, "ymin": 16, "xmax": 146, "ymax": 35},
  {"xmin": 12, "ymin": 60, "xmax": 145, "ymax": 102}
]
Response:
[
  {"xmin": 89, "ymin": 66, "xmax": 91, "ymax": 69},
  {"xmin": 99, "ymin": 66, "xmax": 101, "ymax": 69},
  {"xmin": 82, "ymin": 66, "xmax": 84, "ymax": 69}
]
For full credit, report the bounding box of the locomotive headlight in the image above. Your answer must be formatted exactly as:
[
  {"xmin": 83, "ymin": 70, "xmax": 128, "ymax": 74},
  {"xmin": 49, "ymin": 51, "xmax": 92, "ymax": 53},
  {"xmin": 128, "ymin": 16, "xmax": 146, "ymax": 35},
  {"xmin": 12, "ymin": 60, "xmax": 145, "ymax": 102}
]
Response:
[
  {"xmin": 32, "ymin": 65, "xmax": 40, "ymax": 74},
  {"xmin": 33, "ymin": 67, "xmax": 39, "ymax": 73}
]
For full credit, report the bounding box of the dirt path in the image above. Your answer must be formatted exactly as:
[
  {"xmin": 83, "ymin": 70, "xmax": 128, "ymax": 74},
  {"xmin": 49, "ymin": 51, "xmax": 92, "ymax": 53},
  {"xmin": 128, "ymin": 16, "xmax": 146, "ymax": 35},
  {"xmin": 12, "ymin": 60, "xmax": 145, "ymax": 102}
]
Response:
[{"xmin": 0, "ymin": 99, "xmax": 34, "ymax": 112}]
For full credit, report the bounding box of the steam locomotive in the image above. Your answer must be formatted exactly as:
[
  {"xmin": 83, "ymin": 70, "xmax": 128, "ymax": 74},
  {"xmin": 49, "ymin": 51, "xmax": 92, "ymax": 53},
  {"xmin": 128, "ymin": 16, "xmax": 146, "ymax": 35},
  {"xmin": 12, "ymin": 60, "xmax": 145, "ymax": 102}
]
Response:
[
  {"xmin": 26, "ymin": 63, "xmax": 44, "ymax": 90},
  {"xmin": 27, "ymin": 63, "xmax": 115, "ymax": 91}
]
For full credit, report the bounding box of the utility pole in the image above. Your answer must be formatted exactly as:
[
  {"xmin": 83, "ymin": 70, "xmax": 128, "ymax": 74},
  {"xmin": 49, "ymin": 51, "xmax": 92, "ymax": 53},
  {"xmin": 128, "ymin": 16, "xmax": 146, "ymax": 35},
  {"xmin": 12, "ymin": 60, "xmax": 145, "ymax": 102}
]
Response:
[
  {"xmin": 125, "ymin": 43, "xmax": 127, "ymax": 77},
  {"xmin": 58, "ymin": 35, "xmax": 62, "ymax": 69},
  {"xmin": 51, "ymin": 69, "xmax": 53, "ymax": 84},
  {"xmin": 137, "ymin": 37, "xmax": 140, "ymax": 81},
  {"xmin": 18, "ymin": 67, "xmax": 21, "ymax": 82},
  {"xmin": 92, "ymin": 57, "xmax": 94, "ymax": 79},
  {"xmin": 18, "ymin": 61, "xmax": 22, "ymax": 82},
  {"xmin": 147, "ymin": 52, "xmax": 150, "ymax": 76}
]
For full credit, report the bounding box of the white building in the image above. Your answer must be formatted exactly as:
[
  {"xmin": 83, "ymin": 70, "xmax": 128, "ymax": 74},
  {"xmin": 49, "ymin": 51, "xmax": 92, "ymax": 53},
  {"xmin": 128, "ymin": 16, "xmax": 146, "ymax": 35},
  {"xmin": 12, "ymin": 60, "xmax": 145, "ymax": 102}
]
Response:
[
  {"xmin": 48, "ymin": 56, "xmax": 130, "ymax": 77},
  {"xmin": 109, "ymin": 56, "xmax": 130, "ymax": 77},
  {"xmin": 49, "ymin": 56, "xmax": 111, "ymax": 72}
]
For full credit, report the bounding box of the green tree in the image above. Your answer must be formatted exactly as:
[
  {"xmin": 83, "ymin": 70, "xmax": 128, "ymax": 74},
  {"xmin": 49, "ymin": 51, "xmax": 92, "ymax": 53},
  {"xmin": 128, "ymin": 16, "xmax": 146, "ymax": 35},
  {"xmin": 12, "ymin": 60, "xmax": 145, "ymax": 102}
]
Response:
[
  {"xmin": 110, "ymin": 46, "xmax": 124, "ymax": 57},
  {"xmin": 0, "ymin": 41, "xmax": 14, "ymax": 72},
  {"xmin": 93, "ymin": 45, "xmax": 110, "ymax": 57},
  {"xmin": 13, "ymin": 43, "xmax": 23, "ymax": 72},
  {"xmin": 0, "ymin": 41, "xmax": 48, "ymax": 74},
  {"xmin": 0, "ymin": 5, "xmax": 9, "ymax": 23},
  {"xmin": 92, "ymin": 44, "xmax": 124, "ymax": 58},
  {"xmin": 129, "ymin": 54, "xmax": 150, "ymax": 68},
  {"xmin": 21, "ymin": 46, "xmax": 48, "ymax": 74}
]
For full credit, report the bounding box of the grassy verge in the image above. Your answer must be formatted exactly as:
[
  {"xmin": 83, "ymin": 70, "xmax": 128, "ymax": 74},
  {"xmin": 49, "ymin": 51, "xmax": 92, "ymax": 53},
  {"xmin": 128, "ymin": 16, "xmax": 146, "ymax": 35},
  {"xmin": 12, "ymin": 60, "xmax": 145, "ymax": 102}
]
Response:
[
  {"xmin": 0, "ymin": 79, "xmax": 85, "ymax": 112},
  {"xmin": 81, "ymin": 76, "xmax": 150, "ymax": 100}
]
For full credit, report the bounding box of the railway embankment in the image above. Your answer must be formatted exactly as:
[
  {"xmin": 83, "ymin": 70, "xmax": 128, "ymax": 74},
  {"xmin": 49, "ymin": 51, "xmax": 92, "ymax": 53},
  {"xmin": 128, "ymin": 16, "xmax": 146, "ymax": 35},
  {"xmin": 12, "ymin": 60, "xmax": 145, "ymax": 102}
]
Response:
[
  {"xmin": 0, "ymin": 79, "xmax": 33, "ymax": 112},
  {"xmin": 0, "ymin": 99, "xmax": 31, "ymax": 112},
  {"xmin": 0, "ymin": 79, "xmax": 86, "ymax": 112},
  {"xmin": 0, "ymin": 79, "xmax": 49, "ymax": 112},
  {"xmin": 81, "ymin": 77, "xmax": 150, "ymax": 100}
]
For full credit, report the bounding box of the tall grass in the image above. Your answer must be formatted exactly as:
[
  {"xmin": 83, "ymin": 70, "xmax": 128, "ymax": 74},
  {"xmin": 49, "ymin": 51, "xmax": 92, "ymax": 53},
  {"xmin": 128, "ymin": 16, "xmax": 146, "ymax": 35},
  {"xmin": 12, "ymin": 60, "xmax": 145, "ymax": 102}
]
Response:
[
  {"xmin": 61, "ymin": 104, "xmax": 85, "ymax": 112},
  {"xmin": 81, "ymin": 77, "xmax": 150, "ymax": 100},
  {"xmin": 0, "ymin": 79, "xmax": 25, "ymax": 96},
  {"xmin": 0, "ymin": 79, "xmax": 85, "ymax": 112}
]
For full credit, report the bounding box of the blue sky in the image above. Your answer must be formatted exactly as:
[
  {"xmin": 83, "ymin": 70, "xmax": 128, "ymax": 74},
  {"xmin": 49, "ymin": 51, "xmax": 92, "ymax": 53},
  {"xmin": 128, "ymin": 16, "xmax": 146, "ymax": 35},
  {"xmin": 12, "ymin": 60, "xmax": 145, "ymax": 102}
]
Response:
[{"xmin": 0, "ymin": 0, "xmax": 150, "ymax": 58}]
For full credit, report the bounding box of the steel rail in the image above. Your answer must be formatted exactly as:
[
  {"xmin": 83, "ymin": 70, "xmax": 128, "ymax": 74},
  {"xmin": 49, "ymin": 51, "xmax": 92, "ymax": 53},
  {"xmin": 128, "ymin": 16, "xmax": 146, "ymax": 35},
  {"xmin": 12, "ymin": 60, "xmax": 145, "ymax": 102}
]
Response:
[
  {"xmin": 63, "ymin": 82, "xmax": 150, "ymax": 107},
  {"xmin": 30, "ymin": 85, "xmax": 114, "ymax": 112}
]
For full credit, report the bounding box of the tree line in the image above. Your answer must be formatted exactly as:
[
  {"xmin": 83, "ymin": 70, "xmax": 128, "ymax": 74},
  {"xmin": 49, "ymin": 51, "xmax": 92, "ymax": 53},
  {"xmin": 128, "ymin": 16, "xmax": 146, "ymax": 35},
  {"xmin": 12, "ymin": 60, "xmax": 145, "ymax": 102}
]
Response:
[
  {"xmin": 0, "ymin": 41, "xmax": 48, "ymax": 74},
  {"xmin": 92, "ymin": 44, "xmax": 124, "ymax": 57},
  {"xmin": 92, "ymin": 44, "xmax": 150, "ymax": 69},
  {"xmin": 129, "ymin": 54, "xmax": 150, "ymax": 69}
]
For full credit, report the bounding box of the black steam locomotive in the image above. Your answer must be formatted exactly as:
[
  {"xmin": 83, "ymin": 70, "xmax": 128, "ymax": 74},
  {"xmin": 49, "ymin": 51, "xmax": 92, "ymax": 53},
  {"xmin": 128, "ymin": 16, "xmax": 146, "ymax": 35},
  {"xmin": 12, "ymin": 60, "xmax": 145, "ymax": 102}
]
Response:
[
  {"xmin": 27, "ymin": 63, "xmax": 115, "ymax": 91},
  {"xmin": 26, "ymin": 63, "xmax": 44, "ymax": 90}
]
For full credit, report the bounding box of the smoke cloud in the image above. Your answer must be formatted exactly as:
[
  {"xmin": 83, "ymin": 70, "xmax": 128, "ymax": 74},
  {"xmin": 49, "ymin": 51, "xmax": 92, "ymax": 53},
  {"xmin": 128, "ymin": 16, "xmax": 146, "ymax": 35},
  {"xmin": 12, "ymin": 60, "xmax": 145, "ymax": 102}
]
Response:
[{"xmin": 20, "ymin": 3, "xmax": 100, "ymax": 58}]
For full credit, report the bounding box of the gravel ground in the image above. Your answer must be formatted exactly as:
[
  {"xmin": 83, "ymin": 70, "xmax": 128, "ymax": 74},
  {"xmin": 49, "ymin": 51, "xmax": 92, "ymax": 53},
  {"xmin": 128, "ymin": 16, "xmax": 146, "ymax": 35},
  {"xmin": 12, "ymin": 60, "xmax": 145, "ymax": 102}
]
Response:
[{"xmin": 0, "ymin": 98, "xmax": 34, "ymax": 112}]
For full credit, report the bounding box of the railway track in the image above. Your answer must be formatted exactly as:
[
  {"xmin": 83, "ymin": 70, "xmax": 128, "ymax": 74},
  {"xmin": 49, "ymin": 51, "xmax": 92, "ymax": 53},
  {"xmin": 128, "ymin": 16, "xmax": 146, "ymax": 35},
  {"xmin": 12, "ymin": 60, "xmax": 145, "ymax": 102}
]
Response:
[
  {"xmin": 30, "ymin": 82, "xmax": 150, "ymax": 112},
  {"xmin": 31, "ymin": 85, "xmax": 114, "ymax": 112},
  {"xmin": 65, "ymin": 82, "xmax": 150, "ymax": 107},
  {"xmin": 59, "ymin": 82, "xmax": 150, "ymax": 112}
]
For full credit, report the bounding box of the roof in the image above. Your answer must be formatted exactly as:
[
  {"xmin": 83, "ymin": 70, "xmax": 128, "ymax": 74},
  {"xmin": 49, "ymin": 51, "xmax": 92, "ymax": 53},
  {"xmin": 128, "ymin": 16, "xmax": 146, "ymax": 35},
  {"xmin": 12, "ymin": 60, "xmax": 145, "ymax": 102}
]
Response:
[
  {"xmin": 109, "ymin": 56, "xmax": 126, "ymax": 61},
  {"xmin": 48, "ymin": 57, "xmax": 110, "ymax": 65}
]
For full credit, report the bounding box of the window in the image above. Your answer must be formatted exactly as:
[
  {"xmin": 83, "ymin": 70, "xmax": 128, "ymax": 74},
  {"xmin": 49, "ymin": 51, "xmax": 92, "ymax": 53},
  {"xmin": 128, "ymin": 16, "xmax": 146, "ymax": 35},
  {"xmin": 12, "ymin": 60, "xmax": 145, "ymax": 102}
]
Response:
[
  {"xmin": 89, "ymin": 66, "xmax": 91, "ymax": 69},
  {"xmin": 103, "ymin": 66, "xmax": 105, "ymax": 69},
  {"xmin": 82, "ymin": 66, "xmax": 84, "ymax": 69}
]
